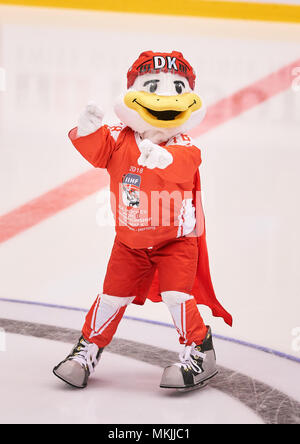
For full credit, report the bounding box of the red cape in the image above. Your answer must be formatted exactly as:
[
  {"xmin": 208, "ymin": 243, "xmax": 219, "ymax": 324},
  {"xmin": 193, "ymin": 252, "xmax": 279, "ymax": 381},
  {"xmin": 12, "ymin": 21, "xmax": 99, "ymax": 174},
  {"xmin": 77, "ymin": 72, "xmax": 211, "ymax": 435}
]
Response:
[{"xmin": 134, "ymin": 170, "xmax": 233, "ymax": 327}]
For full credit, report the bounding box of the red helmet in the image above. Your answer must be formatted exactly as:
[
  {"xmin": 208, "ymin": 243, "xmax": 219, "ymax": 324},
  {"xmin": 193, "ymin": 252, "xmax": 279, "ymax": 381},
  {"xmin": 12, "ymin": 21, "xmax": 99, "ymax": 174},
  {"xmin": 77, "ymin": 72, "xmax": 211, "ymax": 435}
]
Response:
[{"xmin": 127, "ymin": 51, "xmax": 196, "ymax": 90}]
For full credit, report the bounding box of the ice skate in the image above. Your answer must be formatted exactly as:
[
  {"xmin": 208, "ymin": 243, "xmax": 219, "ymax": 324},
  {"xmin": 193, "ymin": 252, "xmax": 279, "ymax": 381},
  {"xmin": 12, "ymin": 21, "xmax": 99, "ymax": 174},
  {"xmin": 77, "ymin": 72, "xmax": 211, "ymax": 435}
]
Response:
[
  {"xmin": 53, "ymin": 336, "xmax": 103, "ymax": 388},
  {"xmin": 160, "ymin": 326, "xmax": 218, "ymax": 391}
]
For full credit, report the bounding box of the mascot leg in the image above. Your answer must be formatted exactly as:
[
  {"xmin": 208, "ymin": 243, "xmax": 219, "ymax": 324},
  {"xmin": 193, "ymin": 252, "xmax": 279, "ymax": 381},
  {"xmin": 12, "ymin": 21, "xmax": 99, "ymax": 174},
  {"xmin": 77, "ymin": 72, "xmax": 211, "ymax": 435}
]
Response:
[
  {"xmin": 160, "ymin": 291, "xmax": 218, "ymax": 390},
  {"xmin": 53, "ymin": 294, "xmax": 134, "ymax": 388}
]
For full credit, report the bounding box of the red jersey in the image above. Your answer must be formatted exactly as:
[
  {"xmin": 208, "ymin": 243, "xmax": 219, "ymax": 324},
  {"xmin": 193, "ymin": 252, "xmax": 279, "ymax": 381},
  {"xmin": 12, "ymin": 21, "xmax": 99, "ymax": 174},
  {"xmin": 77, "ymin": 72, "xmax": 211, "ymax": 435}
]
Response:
[{"xmin": 69, "ymin": 124, "xmax": 201, "ymax": 249}]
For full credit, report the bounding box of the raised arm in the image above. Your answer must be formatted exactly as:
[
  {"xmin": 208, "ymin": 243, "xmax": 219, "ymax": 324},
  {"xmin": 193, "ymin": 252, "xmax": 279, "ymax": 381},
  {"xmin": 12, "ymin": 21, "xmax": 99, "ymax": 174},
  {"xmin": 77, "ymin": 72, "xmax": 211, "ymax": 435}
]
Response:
[{"xmin": 69, "ymin": 103, "xmax": 118, "ymax": 169}]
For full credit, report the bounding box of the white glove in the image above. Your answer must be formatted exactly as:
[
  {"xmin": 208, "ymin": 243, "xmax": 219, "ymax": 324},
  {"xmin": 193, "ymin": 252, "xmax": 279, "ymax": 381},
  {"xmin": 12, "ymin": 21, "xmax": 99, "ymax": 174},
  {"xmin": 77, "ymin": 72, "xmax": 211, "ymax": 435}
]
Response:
[
  {"xmin": 77, "ymin": 102, "xmax": 104, "ymax": 137},
  {"xmin": 138, "ymin": 139, "xmax": 173, "ymax": 170}
]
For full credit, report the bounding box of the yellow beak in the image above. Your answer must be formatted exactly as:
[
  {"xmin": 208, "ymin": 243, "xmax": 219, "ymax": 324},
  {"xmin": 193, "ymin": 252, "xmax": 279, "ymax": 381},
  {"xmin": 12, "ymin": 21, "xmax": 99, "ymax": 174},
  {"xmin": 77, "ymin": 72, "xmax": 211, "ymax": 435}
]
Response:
[{"xmin": 124, "ymin": 91, "xmax": 202, "ymax": 128}]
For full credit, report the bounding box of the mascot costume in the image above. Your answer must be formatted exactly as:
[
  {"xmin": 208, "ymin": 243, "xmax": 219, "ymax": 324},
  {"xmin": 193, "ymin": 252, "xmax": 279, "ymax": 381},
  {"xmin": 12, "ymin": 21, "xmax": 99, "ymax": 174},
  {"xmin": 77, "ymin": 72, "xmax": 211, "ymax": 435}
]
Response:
[{"xmin": 53, "ymin": 51, "xmax": 232, "ymax": 391}]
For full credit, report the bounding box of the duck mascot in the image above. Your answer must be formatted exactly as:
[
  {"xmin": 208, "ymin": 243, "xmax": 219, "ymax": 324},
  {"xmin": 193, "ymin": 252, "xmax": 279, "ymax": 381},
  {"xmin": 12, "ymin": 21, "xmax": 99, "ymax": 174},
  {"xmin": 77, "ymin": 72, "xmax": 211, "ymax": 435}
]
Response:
[{"xmin": 53, "ymin": 51, "xmax": 232, "ymax": 391}]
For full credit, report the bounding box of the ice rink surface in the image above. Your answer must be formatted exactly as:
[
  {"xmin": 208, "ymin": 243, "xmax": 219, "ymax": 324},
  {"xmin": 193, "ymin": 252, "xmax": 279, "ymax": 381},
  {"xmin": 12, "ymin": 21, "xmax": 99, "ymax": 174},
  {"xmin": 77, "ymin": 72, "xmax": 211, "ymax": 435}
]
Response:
[{"xmin": 0, "ymin": 4, "xmax": 300, "ymax": 424}]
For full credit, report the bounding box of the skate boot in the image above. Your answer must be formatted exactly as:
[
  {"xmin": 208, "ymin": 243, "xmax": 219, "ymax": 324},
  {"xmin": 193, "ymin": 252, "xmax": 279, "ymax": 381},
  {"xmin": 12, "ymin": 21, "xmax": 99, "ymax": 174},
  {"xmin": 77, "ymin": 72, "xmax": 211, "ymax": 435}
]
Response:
[
  {"xmin": 53, "ymin": 336, "xmax": 103, "ymax": 388},
  {"xmin": 160, "ymin": 326, "xmax": 218, "ymax": 391}
]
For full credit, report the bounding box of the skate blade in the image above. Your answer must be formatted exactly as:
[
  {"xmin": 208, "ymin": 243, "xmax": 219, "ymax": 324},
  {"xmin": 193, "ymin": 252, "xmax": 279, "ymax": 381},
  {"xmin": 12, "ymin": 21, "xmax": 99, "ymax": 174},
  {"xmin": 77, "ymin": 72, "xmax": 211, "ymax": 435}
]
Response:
[
  {"xmin": 160, "ymin": 370, "xmax": 218, "ymax": 392},
  {"xmin": 177, "ymin": 381, "xmax": 208, "ymax": 392},
  {"xmin": 177, "ymin": 370, "xmax": 218, "ymax": 392},
  {"xmin": 160, "ymin": 380, "xmax": 208, "ymax": 392}
]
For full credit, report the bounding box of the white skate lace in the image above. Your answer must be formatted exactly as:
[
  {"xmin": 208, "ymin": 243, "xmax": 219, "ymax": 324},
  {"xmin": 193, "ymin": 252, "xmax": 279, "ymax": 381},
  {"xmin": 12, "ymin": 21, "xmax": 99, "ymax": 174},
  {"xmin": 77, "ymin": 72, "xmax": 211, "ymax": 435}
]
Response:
[
  {"xmin": 70, "ymin": 339, "xmax": 99, "ymax": 375},
  {"xmin": 177, "ymin": 342, "xmax": 206, "ymax": 373}
]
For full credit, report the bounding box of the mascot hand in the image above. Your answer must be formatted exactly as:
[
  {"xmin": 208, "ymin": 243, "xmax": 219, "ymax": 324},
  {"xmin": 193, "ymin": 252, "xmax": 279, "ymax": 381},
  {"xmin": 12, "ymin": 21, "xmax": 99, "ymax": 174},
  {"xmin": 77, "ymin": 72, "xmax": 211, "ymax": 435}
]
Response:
[
  {"xmin": 138, "ymin": 139, "xmax": 173, "ymax": 170},
  {"xmin": 77, "ymin": 102, "xmax": 104, "ymax": 137}
]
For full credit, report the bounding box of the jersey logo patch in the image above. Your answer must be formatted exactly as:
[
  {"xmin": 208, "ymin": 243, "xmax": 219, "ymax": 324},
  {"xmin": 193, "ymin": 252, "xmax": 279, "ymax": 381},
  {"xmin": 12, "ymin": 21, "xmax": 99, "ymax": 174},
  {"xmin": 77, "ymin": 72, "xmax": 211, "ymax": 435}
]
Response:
[{"xmin": 122, "ymin": 173, "xmax": 141, "ymax": 208}]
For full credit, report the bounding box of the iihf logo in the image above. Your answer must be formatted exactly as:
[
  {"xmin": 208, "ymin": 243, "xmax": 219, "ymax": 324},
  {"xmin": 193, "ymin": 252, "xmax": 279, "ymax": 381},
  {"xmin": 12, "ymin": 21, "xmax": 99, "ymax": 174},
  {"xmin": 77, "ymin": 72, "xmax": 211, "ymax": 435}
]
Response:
[{"xmin": 122, "ymin": 173, "xmax": 141, "ymax": 208}]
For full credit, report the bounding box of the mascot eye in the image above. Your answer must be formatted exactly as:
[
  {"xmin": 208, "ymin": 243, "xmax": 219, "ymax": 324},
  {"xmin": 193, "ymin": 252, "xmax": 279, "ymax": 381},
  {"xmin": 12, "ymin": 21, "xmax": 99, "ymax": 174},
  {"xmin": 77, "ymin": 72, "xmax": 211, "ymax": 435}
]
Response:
[
  {"xmin": 174, "ymin": 81, "xmax": 185, "ymax": 94},
  {"xmin": 149, "ymin": 83, "xmax": 158, "ymax": 93},
  {"xmin": 143, "ymin": 80, "xmax": 159, "ymax": 93}
]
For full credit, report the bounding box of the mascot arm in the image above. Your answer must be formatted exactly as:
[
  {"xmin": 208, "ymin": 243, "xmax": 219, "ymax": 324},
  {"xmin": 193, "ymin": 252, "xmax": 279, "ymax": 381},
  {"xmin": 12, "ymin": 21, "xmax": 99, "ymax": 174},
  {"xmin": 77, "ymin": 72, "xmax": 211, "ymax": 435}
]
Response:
[
  {"xmin": 68, "ymin": 102, "xmax": 117, "ymax": 168},
  {"xmin": 138, "ymin": 139, "xmax": 173, "ymax": 170},
  {"xmin": 138, "ymin": 139, "xmax": 201, "ymax": 184},
  {"xmin": 69, "ymin": 125, "xmax": 117, "ymax": 168}
]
